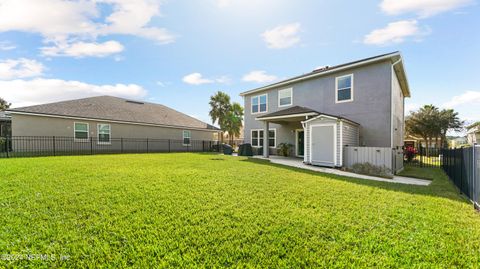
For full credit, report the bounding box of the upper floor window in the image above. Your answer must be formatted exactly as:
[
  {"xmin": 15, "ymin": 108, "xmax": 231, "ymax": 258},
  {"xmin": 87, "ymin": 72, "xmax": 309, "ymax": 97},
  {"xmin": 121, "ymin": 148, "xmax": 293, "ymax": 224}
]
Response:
[
  {"xmin": 336, "ymin": 74, "xmax": 353, "ymax": 103},
  {"xmin": 74, "ymin": 122, "xmax": 89, "ymax": 141},
  {"xmin": 251, "ymin": 94, "xmax": 267, "ymax": 114},
  {"xmin": 98, "ymin": 124, "xmax": 111, "ymax": 144},
  {"xmin": 278, "ymin": 88, "xmax": 292, "ymax": 107}
]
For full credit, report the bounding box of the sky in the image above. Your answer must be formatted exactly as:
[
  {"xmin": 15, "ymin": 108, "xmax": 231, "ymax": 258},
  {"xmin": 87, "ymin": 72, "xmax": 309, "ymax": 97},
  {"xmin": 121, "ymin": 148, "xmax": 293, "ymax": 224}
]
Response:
[{"xmin": 0, "ymin": 0, "xmax": 479, "ymax": 127}]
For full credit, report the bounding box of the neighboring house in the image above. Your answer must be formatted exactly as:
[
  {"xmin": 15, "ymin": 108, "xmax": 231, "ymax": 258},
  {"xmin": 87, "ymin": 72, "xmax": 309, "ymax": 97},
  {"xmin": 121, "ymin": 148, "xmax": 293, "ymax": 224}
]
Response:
[
  {"xmin": 240, "ymin": 52, "xmax": 410, "ymax": 172},
  {"xmin": 404, "ymin": 134, "xmax": 442, "ymax": 149},
  {"xmin": 448, "ymin": 136, "xmax": 468, "ymax": 148},
  {"xmin": 7, "ymin": 96, "xmax": 219, "ymax": 150},
  {"xmin": 0, "ymin": 111, "xmax": 11, "ymax": 137},
  {"xmin": 467, "ymin": 122, "xmax": 480, "ymax": 145}
]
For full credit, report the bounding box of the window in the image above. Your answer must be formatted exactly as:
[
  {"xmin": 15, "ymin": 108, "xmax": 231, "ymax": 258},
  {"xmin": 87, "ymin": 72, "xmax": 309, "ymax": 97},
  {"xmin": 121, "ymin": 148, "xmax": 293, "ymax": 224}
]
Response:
[
  {"xmin": 251, "ymin": 129, "xmax": 276, "ymax": 148},
  {"xmin": 336, "ymin": 74, "xmax": 353, "ymax": 103},
  {"xmin": 268, "ymin": 130, "xmax": 276, "ymax": 147},
  {"xmin": 251, "ymin": 94, "xmax": 267, "ymax": 114},
  {"xmin": 183, "ymin": 130, "xmax": 191, "ymax": 146},
  {"xmin": 74, "ymin": 122, "xmax": 89, "ymax": 141},
  {"xmin": 278, "ymin": 88, "xmax": 292, "ymax": 107},
  {"xmin": 98, "ymin": 124, "xmax": 111, "ymax": 144}
]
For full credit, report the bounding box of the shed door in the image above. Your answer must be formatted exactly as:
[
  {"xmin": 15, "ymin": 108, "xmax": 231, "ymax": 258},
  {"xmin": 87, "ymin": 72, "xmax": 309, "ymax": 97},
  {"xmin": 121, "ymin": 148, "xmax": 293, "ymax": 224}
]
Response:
[{"xmin": 310, "ymin": 125, "xmax": 336, "ymax": 166}]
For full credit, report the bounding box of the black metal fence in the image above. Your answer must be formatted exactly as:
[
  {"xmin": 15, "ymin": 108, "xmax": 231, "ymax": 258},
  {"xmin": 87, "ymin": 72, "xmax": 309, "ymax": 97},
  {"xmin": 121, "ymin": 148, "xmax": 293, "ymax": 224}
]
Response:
[
  {"xmin": 442, "ymin": 146, "xmax": 479, "ymax": 209},
  {"xmin": 404, "ymin": 146, "xmax": 442, "ymax": 167},
  {"xmin": 0, "ymin": 136, "xmax": 223, "ymax": 158}
]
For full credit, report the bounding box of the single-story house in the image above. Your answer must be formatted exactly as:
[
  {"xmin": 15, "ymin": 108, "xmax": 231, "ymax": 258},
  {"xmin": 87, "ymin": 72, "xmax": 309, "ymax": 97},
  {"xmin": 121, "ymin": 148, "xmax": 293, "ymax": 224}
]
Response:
[
  {"xmin": 467, "ymin": 122, "xmax": 480, "ymax": 145},
  {"xmin": 6, "ymin": 96, "xmax": 219, "ymax": 152}
]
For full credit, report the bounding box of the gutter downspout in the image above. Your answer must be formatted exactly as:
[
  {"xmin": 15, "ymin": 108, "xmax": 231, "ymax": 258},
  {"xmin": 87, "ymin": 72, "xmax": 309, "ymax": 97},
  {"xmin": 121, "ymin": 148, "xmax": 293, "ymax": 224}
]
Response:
[{"xmin": 391, "ymin": 58, "xmax": 403, "ymax": 173}]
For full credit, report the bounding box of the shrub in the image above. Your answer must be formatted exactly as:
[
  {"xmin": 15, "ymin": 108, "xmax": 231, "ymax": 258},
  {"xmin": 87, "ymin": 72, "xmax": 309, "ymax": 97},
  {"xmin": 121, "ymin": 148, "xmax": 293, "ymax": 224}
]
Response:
[
  {"xmin": 349, "ymin": 162, "xmax": 393, "ymax": 179},
  {"xmin": 404, "ymin": 146, "xmax": 417, "ymax": 162},
  {"xmin": 276, "ymin": 143, "xmax": 293, "ymax": 157}
]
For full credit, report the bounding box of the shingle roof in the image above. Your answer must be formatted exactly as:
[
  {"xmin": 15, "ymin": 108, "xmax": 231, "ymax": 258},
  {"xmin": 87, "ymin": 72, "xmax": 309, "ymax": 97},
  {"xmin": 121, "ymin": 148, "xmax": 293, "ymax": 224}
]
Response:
[
  {"xmin": 256, "ymin": 106, "xmax": 318, "ymax": 119},
  {"xmin": 256, "ymin": 106, "xmax": 360, "ymax": 125},
  {"xmin": 0, "ymin": 111, "xmax": 11, "ymax": 121},
  {"xmin": 8, "ymin": 96, "xmax": 219, "ymax": 131},
  {"xmin": 240, "ymin": 51, "xmax": 410, "ymax": 97}
]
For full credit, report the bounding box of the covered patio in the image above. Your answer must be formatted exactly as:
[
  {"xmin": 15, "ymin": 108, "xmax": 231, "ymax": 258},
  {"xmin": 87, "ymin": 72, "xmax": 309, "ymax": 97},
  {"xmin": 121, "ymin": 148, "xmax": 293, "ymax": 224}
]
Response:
[
  {"xmin": 255, "ymin": 106, "xmax": 360, "ymax": 168},
  {"xmin": 255, "ymin": 106, "xmax": 319, "ymax": 159}
]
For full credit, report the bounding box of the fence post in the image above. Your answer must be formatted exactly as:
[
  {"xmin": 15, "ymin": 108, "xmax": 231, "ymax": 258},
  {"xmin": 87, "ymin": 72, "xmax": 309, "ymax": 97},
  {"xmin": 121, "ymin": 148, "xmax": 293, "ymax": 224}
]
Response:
[
  {"xmin": 146, "ymin": 138, "xmax": 149, "ymax": 153},
  {"xmin": 53, "ymin": 136, "xmax": 56, "ymax": 156},
  {"xmin": 168, "ymin": 139, "xmax": 171, "ymax": 153},
  {"xmin": 473, "ymin": 145, "xmax": 477, "ymax": 209},
  {"xmin": 5, "ymin": 137, "xmax": 9, "ymax": 158},
  {"xmin": 90, "ymin": 137, "xmax": 93, "ymax": 155},
  {"xmin": 121, "ymin": 138, "xmax": 124, "ymax": 153}
]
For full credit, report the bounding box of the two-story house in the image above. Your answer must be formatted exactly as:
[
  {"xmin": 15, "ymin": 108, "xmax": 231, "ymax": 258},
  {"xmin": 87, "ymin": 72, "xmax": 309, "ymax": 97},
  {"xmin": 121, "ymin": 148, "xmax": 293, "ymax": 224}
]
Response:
[{"xmin": 240, "ymin": 52, "xmax": 410, "ymax": 172}]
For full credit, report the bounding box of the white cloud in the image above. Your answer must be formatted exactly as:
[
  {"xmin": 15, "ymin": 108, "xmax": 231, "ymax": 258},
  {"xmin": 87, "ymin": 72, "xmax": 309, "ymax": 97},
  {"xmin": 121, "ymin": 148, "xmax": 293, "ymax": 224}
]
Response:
[
  {"xmin": 182, "ymin": 73, "xmax": 228, "ymax": 85},
  {"xmin": 443, "ymin": 91, "xmax": 480, "ymax": 108},
  {"xmin": 0, "ymin": 0, "xmax": 175, "ymax": 58},
  {"xmin": 41, "ymin": 40, "xmax": 124, "ymax": 58},
  {"xmin": 261, "ymin": 23, "xmax": 301, "ymax": 49},
  {"xmin": 380, "ymin": 0, "xmax": 473, "ymax": 18},
  {"xmin": 242, "ymin": 70, "xmax": 278, "ymax": 83},
  {"xmin": 0, "ymin": 78, "xmax": 146, "ymax": 108},
  {"xmin": 0, "ymin": 58, "xmax": 45, "ymax": 80},
  {"xmin": 216, "ymin": 0, "xmax": 232, "ymax": 8},
  {"xmin": 183, "ymin": 73, "xmax": 213, "ymax": 85},
  {"xmin": 363, "ymin": 20, "xmax": 429, "ymax": 45},
  {"xmin": 0, "ymin": 41, "xmax": 16, "ymax": 51}
]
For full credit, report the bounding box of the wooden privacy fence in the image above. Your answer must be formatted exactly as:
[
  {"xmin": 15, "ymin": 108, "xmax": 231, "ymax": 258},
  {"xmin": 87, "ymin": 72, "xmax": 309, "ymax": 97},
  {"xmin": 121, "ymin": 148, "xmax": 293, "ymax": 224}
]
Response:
[{"xmin": 344, "ymin": 146, "xmax": 401, "ymax": 174}]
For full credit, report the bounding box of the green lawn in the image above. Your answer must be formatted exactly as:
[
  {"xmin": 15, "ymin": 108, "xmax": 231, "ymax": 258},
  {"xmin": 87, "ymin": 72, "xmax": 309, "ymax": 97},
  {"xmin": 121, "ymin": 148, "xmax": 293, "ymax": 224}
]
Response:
[
  {"xmin": 1, "ymin": 153, "xmax": 479, "ymax": 268},
  {"xmin": 399, "ymin": 164, "xmax": 445, "ymax": 180}
]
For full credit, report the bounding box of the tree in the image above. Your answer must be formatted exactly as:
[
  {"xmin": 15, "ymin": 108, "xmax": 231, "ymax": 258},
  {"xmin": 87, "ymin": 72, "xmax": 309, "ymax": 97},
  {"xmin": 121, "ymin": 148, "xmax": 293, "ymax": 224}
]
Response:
[
  {"xmin": 438, "ymin": 109, "xmax": 463, "ymax": 148},
  {"xmin": 0, "ymin": 97, "xmax": 10, "ymax": 111},
  {"xmin": 209, "ymin": 91, "xmax": 231, "ymax": 143},
  {"xmin": 224, "ymin": 102, "xmax": 243, "ymax": 144},
  {"xmin": 405, "ymin": 104, "xmax": 463, "ymax": 150}
]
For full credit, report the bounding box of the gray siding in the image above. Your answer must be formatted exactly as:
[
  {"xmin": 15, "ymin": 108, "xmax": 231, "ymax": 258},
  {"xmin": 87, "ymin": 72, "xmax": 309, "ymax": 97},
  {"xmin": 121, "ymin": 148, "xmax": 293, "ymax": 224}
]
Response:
[
  {"xmin": 244, "ymin": 61, "xmax": 394, "ymax": 148},
  {"xmin": 11, "ymin": 114, "xmax": 216, "ymax": 141}
]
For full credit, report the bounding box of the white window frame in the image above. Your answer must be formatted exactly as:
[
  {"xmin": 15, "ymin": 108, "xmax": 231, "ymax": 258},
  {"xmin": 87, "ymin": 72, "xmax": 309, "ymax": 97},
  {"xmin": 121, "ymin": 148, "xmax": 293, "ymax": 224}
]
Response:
[
  {"xmin": 74, "ymin": 122, "xmax": 89, "ymax": 142},
  {"xmin": 335, "ymin": 74, "xmax": 354, "ymax": 103},
  {"xmin": 97, "ymin": 124, "xmax": 111, "ymax": 145},
  {"xmin": 250, "ymin": 128, "xmax": 276, "ymax": 148},
  {"xmin": 251, "ymin": 94, "xmax": 268, "ymax": 114},
  {"xmin": 183, "ymin": 130, "xmax": 191, "ymax": 146},
  {"xmin": 278, "ymin": 88, "xmax": 293, "ymax": 107}
]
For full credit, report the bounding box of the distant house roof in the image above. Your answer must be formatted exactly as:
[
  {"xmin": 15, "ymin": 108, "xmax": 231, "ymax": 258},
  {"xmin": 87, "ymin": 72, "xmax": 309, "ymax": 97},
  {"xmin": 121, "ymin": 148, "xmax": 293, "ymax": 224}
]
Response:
[
  {"xmin": 467, "ymin": 121, "xmax": 480, "ymax": 129},
  {"xmin": 0, "ymin": 111, "xmax": 11, "ymax": 121},
  {"xmin": 240, "ymin": 51, "xmax": 410, "ymax": 98},
  {"xmin": 8, "ymin": 96, "xmax": 219, "ymax": 131},
  {"xmin": 256, "ymin": 105, "xmax": 359, "ymax": 125}
]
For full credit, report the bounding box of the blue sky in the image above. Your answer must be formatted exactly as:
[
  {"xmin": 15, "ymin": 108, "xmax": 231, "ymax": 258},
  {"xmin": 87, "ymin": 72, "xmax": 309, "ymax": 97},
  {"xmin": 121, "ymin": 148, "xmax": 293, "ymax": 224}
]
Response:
[{"xmin": 0, "ymin": 0, "xmax": 479, "ymax": 125}]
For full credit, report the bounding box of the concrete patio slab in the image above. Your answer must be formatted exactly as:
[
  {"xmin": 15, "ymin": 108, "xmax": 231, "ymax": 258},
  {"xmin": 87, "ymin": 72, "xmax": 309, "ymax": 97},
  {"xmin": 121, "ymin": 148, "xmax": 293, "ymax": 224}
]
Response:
[{"xmin": 252, "ymin": 155, "xmax": 431, "ymax": 186}]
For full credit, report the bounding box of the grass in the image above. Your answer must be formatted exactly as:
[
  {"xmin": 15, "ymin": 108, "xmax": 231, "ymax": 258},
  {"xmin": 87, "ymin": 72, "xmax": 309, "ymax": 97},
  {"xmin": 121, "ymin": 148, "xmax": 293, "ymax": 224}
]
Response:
[
  {"xmin": 1, "ymin": 153, "xmax": 480, "ymax": 268},
  {"xmin": 399, "ymin": 164, "xmax": 445, "ymax": 180}
]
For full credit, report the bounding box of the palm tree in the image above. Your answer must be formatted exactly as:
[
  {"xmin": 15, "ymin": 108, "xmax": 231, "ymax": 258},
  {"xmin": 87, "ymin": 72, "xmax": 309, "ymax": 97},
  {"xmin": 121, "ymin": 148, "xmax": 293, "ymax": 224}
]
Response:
[
  {"xmin": 224, "ymin": 102, "xmax": 243, "ymax": 144},
  {"xmin": 209, "ymin": 91, "xmax": 231, "ymax": 143}
]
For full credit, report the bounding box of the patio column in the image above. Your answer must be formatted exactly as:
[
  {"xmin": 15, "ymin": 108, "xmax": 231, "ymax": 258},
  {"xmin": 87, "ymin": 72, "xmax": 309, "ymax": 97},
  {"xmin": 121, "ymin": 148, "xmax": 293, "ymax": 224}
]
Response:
[{"xmin": 263, "ymin": 121, "xmax": 269, "ymax": 158}]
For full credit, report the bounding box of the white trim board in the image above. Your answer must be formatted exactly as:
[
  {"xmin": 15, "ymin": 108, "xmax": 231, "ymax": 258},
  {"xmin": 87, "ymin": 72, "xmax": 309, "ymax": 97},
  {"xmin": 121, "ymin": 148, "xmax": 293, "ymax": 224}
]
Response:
[{"xmin": 309, "ymin": 123, "xmax": 337, "ymax": 166}]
